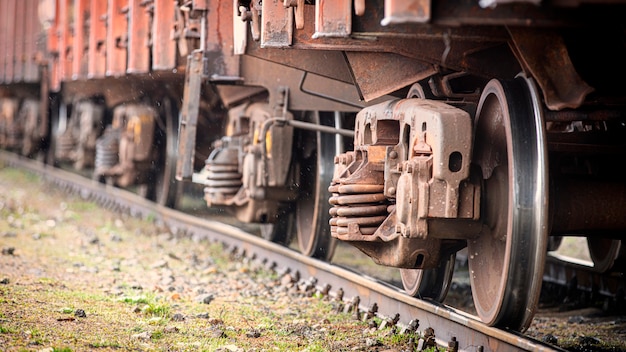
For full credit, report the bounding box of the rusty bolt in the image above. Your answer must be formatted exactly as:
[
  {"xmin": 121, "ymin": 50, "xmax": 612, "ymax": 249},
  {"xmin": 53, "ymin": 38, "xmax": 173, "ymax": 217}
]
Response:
[
  {"xmin": 335, "ymin": 288, "xmax": 344, "ymax": 302},
  {"xmin": 389, "ymin": 150, "xmax": 398, "ymax": 159},
  {"xmin": 401, "ymin": 319, "xmax": 419, "ymax": 334},
  {"xmin": 388, "ymin": 187, "xmax": 396, "ymax": 196},
  {"xmin": 448, "ymin": 336, "xmax": 459, "ymax": 352},
  {"xmin": 319, "ymin": 283, "xmax": 331, "ymax": 299},
  {"xmin": 364, "ymin": 303, "xmax": 378, "ymax": 321},
  {"xmin": 346, "ymin": 296, "xmax": 360, "ymax": 314}
]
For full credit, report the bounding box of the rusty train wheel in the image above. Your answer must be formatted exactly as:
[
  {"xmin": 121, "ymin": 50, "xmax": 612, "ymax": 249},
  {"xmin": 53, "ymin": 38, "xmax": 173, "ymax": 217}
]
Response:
[
  {"xmin": 259, "ymin": 209, "xmax": 293, "ymax": 245},
  {"xmin": 295, "ymin": 111, "xmax": 339, "ymax": 260},
  {"xmin": 400, "ymin": 253, "xmax": 456, "ymax": 302},
  {"xmin": 400, "ymin": 81, "xmax": 457, "ymax": 300},
  {"xmin": 148, "ymin": 97, "xmax": 182, "ymax": 208},
  {"xmin": 467, "ymin": 76, "xmax": 548, "ymax": 331},
  {"xmin": 587, "ymin": 238, "xmax": 621, "ymax": 273}
]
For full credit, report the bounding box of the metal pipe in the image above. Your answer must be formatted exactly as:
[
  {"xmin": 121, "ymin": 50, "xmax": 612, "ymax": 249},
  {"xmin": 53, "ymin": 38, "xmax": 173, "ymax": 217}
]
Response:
[{"xmin": 260, "ymin": 117, "xmax": 354, "ymax": 141}]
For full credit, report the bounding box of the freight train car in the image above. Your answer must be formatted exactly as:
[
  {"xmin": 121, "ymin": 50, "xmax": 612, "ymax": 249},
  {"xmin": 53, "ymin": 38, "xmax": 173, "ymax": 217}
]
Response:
[{"xmin": 1, "ymin": 0, "xmax": 626, "ymax": 332}]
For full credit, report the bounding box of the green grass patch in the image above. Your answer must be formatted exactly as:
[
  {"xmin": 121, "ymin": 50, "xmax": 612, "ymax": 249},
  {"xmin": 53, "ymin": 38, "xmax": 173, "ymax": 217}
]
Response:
[{"xmin": 0, "ymin": 325, "xmax": 16, "ymax": 334}]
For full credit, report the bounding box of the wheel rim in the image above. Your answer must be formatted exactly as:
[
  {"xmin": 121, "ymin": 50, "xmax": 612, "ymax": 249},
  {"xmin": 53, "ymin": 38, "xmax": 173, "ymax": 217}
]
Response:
[
  {"xmin": 400, "ymin": 253, "xmax": 456, "ymax": 302},
  {"xmin": 587, "ymin": 238, "xmax": 621, "ymax": 273},
  {"xmin": 467, "ymin": 76, "xmax": 548, "ymax": 331},
  {"xmin": 151, "ymin": 97, "xmax": 182, "ymax": 208},
  {"xmin": 296, "ymin": 111, "xmax": 339, "ymax": 260},
  {"xmin": 260, "ymin": 208, "xmax": 293, "ymax": 245}
]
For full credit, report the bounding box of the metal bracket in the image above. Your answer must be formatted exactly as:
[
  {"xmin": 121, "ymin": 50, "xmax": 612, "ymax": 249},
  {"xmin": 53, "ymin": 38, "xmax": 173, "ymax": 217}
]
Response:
[
  {"xmin": 381, "ymin": 0, "xmax": 431, "ymax": 25},
  {"xmin": 261, "ymin": 0, "xmax": 293, "ymax": 48},
  {"xmin": 176, "ymin": 49, "xmax": 207, "ymax": 181},
  {"xmin": 274, "ymin": 86, "xmax": 290, "ymax": 120},
  {"xmin": 312, "ymin": 0, "xmax": 351, "ymax": 38}
]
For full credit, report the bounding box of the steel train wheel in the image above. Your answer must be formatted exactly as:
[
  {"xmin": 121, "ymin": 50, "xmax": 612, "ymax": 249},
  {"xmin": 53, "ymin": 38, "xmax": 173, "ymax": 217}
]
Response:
[
  {"xmin": 399, "ymin": 83, "xmax": 456, "ymax": 301},
  {"xmin": 400, "ymin": 253, "xmax": 456, "ymax": 301},
  {"xmin": 295, "ymin": 111, "xmax": 339, "ymax": 260},
  {"xmin": 467, "ymin": 76, "xmax": 548, "ymax": 331},
  {"xmin": 148, "ymin": 97, "xmax": 182, "ymax": 208},
  {"xmin": 587, "ymin": 238, "xmax": 621, "ymax": 272},
  {"xmin": 259, "ymin": 209, "xmax": 293, "ymax": 245}
]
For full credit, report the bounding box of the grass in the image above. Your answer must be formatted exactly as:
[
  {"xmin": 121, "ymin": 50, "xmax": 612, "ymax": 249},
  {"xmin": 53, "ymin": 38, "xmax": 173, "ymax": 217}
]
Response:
[{"xmin": 0, "ymin": 166, "xmax": 441, "ymax": 351}]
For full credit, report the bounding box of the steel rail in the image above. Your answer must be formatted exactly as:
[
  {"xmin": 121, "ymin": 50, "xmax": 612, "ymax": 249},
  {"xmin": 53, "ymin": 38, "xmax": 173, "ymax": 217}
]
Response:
[{"xmin": 0, "ymin": 150, "xmax": 565, "ymax": 352}]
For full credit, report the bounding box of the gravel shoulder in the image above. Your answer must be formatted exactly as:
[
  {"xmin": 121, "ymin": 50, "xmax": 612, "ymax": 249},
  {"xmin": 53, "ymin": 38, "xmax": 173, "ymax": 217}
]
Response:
[
  {"xmin": 0, "ymin": 166, "xmax": 419, "ymax": 351},
  {"xmin": 2, "ymin": 164, "xmax": 626, "ymax": 352}
]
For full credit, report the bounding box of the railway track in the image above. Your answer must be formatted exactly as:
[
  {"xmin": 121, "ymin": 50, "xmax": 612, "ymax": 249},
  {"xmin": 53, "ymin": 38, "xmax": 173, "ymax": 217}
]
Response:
[{"xmin": 0, "ymin": 150, "xmax": 578, "ymax": 351}]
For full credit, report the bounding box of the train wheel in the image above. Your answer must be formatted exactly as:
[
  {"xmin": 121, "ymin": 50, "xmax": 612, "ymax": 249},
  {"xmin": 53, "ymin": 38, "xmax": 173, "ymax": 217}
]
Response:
[
  {"xmin": 148, "ymin": 98, "xmax": 182, "ymax": 208},
  {"xmin": 399, "ymin": 81, "xmax": 457, "ymax": 301},
  {"xmin": 400, "ymin": 253, "xmax": 456, "ymax": 302},
  {"xmin": 587, "ymin": 238, "xmax": 621, "ymax": 272},
  {"xmin": 259, "ymin": 210, "xmax": 293, "ymax": 245},
  {"xmin": 45, "ymin": 96, "xmax": 63, "ymax": 167},
  {"xmin": 467, "ymin": 76, "xmax": 548, "ymax": 331},
  {"xmin": 295, "ymin": 111, "xmax": 339, "ymax": 260}
]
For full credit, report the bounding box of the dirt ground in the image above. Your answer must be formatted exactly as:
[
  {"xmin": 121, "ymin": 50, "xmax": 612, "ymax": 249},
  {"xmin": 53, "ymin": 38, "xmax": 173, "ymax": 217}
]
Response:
[
  {"xmin": 1, "ymin": 165, "xmax": 625, "ymax": 352},
  {"xmin": 0, "ymin": 166, "xmax": 427, "ymax": 351}
]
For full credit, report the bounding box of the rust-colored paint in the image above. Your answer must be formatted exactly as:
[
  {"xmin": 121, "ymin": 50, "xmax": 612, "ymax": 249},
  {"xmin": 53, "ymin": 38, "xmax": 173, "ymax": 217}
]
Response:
[
  {"xmin": 382, "ymin": 0, "xmax": 431, "ymax": 25},
  {"xmin": 345, "ymin": 51, "xmax": 437, "ymax": 101},
  {"xmin": 152, "ymin": 0, "xmax": 176, "ymax": 70},
  {"xmin": 206, "ymin": 0, "xmax": 239, "ymax": 77},
  {"xmin": 106, "ymin": 0, "xmax": 128, "ymax": 76},
  {"xmin": 260, "ymin": 0, "xmax": 293, "ymax": 48},
  {"xmin": 508, "ymin": 27, "xmax": 594, "ymax": 110},
  {"xmin": 127, "ymin": 0, "xmax": 150, "ymax": 74},
  {"xmin": 0, "ymin": 0, "xmax": 8, "ymax": 83},
  {"xmin": 47, "ymin": 0, "xmax": 61, "ymax": 91},
  {"xmin": 72, "ymin": 0, "xmax": 89, "ymax": 80},
  {"xmin": 58, "ymin": 0, "xmax": 74, "ymax": 81},
  {"xmin": 313, "ymin": 0, "xmax": 351, "ymax": 38},
  {"xmin": 4, "ymin": 0, "xmax": 17, "ymax": 83},
  {"xmin": 88, "ymin": 0, "xmax": 107, "ymax": 78},
  {"xmin": 24, "ymin": 0, "xmax": 42, "ymax": 82},
  {"xmin": 13, "ymin": 0, "xmax": 26, "ymax": 82},
  {"xmin": 192, "ymin": 0, "xmax": 208, "ymax": 11}
]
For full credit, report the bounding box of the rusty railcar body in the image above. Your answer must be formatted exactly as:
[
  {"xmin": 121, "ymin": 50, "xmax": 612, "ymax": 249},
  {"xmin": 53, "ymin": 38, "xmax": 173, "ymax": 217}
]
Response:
[{"xmin": 2, "ymin": 0, "xmax": 626, "ymax": 332}]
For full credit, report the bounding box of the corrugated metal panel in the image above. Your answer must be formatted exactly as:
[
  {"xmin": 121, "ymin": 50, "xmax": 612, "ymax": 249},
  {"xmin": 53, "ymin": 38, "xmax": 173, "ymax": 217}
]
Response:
[
  {"xmin": 23, "ymin": 0, "xmax": 42, "ymax": 82},
  {"xmin": 0, "ymin": 0, "xmax": 8, "ymax": 83},
  {"xmin": 106, "ymin": 0, "xmax": 128, "ymax": 76},
  {"xmin": 48, "ymin": 0, "xmax": 61, "ymax": 91},
  {"xmin": 88, "ymin": 0, "xmax": 107, "ymax": 78},
  {"xmin": 4, "ymin": 0, "xmax": 17, "ymax": 83},
  {"xmin": 127, "ymin": 0, "xmax": 150, "ymax": 74},
  {"xmin": 58, "ymin": 0, "xmax": 73, "ymax": 81},
  {"xmin": 13, "ymin": 0, "xmax": 26, "ymax": 82},
  {"xmin": 72, "ymin": 0, "xmax": 90, "ymax": 80},
  {"xmin": 152, "ymin": 0, "xmax": 177, "ymax": 70}
]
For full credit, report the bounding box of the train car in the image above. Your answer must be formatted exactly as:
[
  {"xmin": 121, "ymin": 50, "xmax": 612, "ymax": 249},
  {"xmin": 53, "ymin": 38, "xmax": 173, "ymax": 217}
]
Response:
[{"xmin": 1, "ymin": 0, "xmax": 626, "ymax": 332}]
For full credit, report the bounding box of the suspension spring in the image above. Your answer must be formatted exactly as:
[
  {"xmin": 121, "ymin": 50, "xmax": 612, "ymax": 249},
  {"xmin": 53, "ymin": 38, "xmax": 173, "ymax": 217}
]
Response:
[
  {"xmin": 329, "ymin": 183, "xmax": 389, "ymax": 236},
  {"xmin": 204, "ymin": 147, "xmax": 242, "ymax": 201},
  {"xmin": 94, "ymin": 127, "xmax": 120, "ymax": 174},
  {"xmin": 55, "ymin": 129, "xmax": 76, "ymax": 161}
]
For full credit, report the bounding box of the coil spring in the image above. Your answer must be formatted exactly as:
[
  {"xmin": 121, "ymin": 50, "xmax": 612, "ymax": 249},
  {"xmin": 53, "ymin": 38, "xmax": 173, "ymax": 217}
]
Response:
[
  {"xmin": 55, "ymin": 130, "xmax": 76, "ymax": 160},
  {"xmin": 204, "ymin": 147, "xmax": 242, "ymax": 198},
  {"xmin": 94, "ymin": 127, "xmax": 120, "ymax": 173},
  {"xmin": 5, "ymin": 123, "xmax": 22, "ymax": 147},
  {"xmin": 329, "ymin": 183, "xmax": 389, "ymax": 236}
]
